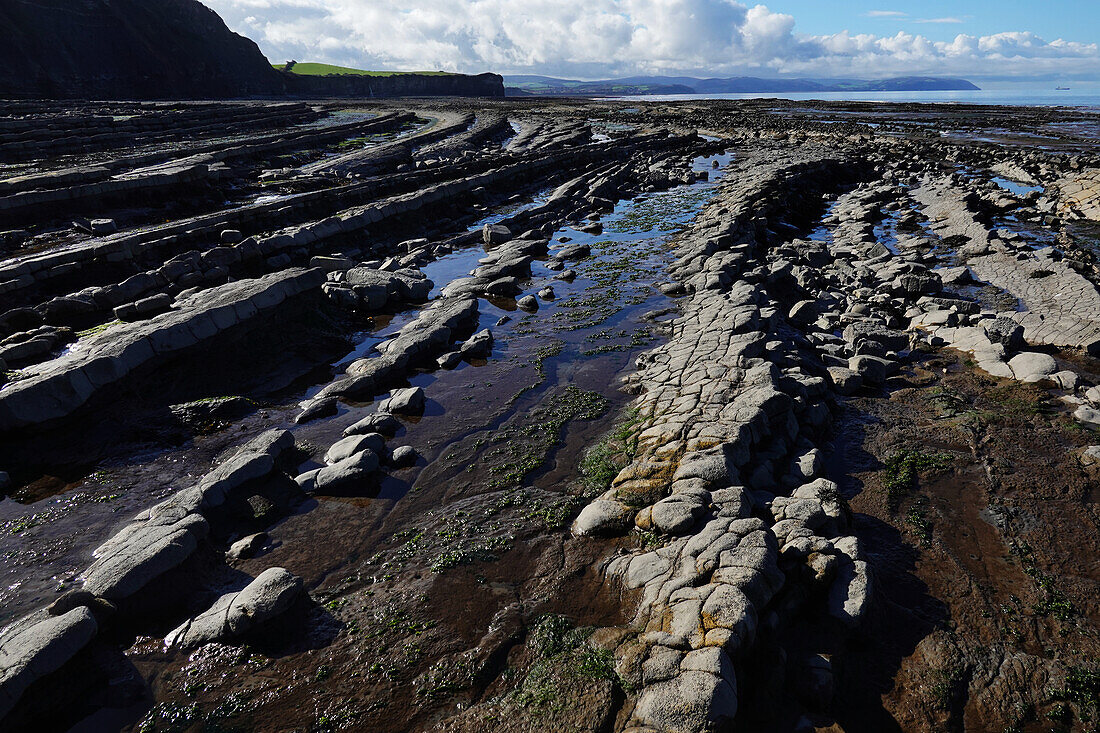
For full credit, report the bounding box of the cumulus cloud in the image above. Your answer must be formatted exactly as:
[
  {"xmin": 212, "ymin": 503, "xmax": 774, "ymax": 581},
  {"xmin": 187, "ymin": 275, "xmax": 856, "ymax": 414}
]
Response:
[{"xmin": 205, "ymin": 0, "xmax": 1100, "ymax": 79}]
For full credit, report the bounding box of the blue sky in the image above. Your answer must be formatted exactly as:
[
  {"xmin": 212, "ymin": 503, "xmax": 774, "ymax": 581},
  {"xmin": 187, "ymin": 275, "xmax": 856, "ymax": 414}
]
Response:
[
  {"xmin": 774, "ymin": 1, "xmax": 1097, "ymax": 44},
  {"xmin": 206, "ymin": 0, "xmax": 1100, "ymax": 80}
]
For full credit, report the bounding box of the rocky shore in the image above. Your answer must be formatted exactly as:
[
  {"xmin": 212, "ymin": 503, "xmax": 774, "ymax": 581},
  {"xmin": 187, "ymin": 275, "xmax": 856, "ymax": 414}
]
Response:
[{"xmin": 1, "ymin": 97, "xmax": 1099, "ymax": 732}]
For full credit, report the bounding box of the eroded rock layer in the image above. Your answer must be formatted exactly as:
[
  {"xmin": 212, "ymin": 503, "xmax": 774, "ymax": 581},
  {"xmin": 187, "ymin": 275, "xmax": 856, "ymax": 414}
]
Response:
[{"xmin": 1, "ymin": 98, "xmax": 1099, "ymax": 733}]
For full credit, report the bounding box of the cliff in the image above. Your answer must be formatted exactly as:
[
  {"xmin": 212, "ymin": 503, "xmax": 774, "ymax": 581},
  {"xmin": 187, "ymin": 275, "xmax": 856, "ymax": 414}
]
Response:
[
  {"xmin": 281, "ymin": 72, "xmax": 505, "ymax": 99},
  {"xmin": 0, "ymin": 0, "xmax": 505, "ymax": 100},
  {"xmin": 0, "ymin": 0, "xmax": 281, "ymax": 99}
]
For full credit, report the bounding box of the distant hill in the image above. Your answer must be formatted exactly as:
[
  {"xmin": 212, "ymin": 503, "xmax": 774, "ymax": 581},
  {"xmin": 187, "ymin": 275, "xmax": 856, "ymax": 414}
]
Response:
[
  {"xmin": 505, "ymin": 75, "xmax": 980, "ymax": 96},
  {"xmin": 503, "ymin": 75, "xmax": 696, "ymax": 96}
]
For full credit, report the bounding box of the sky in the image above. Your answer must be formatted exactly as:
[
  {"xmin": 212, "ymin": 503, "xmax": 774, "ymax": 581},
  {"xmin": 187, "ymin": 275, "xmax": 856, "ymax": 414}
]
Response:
[{"xmin": 203, "ymin": 0, "xmax": 1100, "ymax": 81}]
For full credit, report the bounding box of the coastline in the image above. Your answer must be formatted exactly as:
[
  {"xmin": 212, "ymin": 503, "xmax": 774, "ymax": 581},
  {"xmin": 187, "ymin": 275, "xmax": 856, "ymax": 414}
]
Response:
[{"xmin": 600, "ymin": 88, "xmax": 1100, "ymax": 108}]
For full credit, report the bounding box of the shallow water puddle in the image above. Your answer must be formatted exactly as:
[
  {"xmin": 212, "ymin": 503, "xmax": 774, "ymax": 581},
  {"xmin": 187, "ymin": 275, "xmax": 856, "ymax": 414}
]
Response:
[
  {"xmin": 0, "ymin": 147, "xmax": 733, "ymax": 627},
  {"xmin": 990, "ymin": 176, "xmax": 1043, "ymax": 197},
  {"xmin": 254, "ymin": 147, "xmax": 735, "ymax": 573}
]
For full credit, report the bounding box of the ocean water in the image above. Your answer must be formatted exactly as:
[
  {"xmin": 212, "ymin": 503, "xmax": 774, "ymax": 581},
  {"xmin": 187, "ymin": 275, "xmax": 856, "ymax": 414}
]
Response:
[{"xmin": 605, "ymin": 88, "xmax": 1100, "ymax": 109}]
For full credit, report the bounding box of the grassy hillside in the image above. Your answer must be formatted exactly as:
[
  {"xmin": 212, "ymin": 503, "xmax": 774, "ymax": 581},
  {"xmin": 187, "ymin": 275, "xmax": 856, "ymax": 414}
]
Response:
[{"xmin": 275, "ymin": 62, "xmax": 454, "ymax": 77}]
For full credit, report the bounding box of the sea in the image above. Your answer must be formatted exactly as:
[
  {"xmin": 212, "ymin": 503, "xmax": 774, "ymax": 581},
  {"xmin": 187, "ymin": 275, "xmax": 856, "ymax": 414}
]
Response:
[{"xmin": 605, "ymin": 87, "xmax": 1100, "ymax": 109}]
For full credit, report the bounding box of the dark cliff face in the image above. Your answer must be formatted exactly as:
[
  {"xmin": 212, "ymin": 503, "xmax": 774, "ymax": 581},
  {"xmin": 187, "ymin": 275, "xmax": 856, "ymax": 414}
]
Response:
[
  {"xmin": 0, "ymin": 0, "xmax": 282, "ymax": 99},
  {"xmin": 281, "ymin": 72, "xmax": 506, "ymax": 99},
  {"xmin": 0, "ymin": 0, "xmax": 505, "ymax": 100}
]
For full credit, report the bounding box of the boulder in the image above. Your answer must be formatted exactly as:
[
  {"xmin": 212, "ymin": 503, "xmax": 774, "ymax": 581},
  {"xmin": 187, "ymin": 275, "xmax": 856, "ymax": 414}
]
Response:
[
  {"xmin": 170, "ymin": 396, "xmax": 255, "ymax": 428},
  {"xmin": 485, "ymin": 277, "xmax": 521, "ymax": 297},
  {"xmin": 633, "ymin": 669, "xmax": 738, "ymax": 733},
  {"xmin": 343, "ymin": 412, "xmax": 401, "ymax": 437},
  {"xmin": 195, "ymin": 431, "xmax": 291, "ymax": 508},
  {"xmin": 296, "ymin": 396, "xmax": 339, "ymax": 423},
  {"xmin": 1074, "ymin": 405, "xmax": 1100, "ymax": 427},
  {"xmin": 437, "ymin": 351, "xmax": 463, "ymax": 369},
  {"xmin": 788, "ymin": 300, "xmax": 819, "ymax": 324},
  {"xmin": 227, "ymin": 532, "xmax": 268, "ymax": 560},
  {"xmin": 1081, "ymin": 445, "xmax": 1100, "ymax": 465},
  {"xmin": 842, "ymin": 322, "xmax": 908, "ymax": 352},
  {"xmin": 650, "ymin": 495, "xmax": 706, "ymax": 535},
  {"xmin": 936, "ymin": 266, "xmax": 973, "ymax": 285},
  {"xmin": 896, "ymin": 272, "xmax": 941, "ymax": 296},
  {"xmin": 390, "ymin": 445, "xmax": 418, "ymax": 468},
  {"xmin": 0, "ymin": 607, "xmax": 98, "ymax": 719},
  {"xmin": 1007, "ymin": 352, "xmax": 1057, "ymax": 382},
  {"xmin": 482, "ymin": 224, "xmax": 512, "ymax": 245},
  {"xmin": 642, "ymin": 647, "xmax": 683, "ymax": 684},
  {"xmin": 45, "ymin": 590, "xmax": 114, "ymax": 618},
  {"xmin": 310, "ymin": 255, "xmax": 356, "ymax": 272},
  {"xmin": 826, "ymin": 366, "xmax": 862, "ymax": 396},
  {"xmin": 165, "ymin": 568, "xmax": 303, "ymax": 649},
  {"xmin": 826, "ymin": 558, "xmax": 871, "ymax": 627},
  {"xmin": 554, "ymin": 243, "xmax": 591, "ymax": 260},
  {"xmin": 114, "ymin": 293, "xmax": 173, "ymax": 322},
  {"xmin": 299, "ymin": 449, "xmax": 380, "ymax": 493},
  {"xmin": 459, "ymin": 329, "xmax": 493, "ymax": 359},
  {"xmin": 572, "ymin": 498, "xmax": 633, "ymax": 536},
  {"xmin": 848, "ymin": 355, "xmax": 888, "ymax": 387},
  {"xmin": 324, "ymin": 433, "xmax": 385, "ymax": 465},
  {"xmin": 984, "ymin": 317, "xmax": 1025, "ymax": 350},
  {"xmin": 377, "ymin": 386, "xmax": 425, "ymax": 416},
  {"xmin": 345, "ymin": 267, "xmax": 432, "ymax": 302}
]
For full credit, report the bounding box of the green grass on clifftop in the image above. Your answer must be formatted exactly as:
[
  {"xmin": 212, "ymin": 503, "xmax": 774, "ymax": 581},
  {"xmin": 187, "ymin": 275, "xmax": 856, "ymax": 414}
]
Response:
[{"xmin": 275, "ymin": 62, "xmax": 455, "ymax": 77}]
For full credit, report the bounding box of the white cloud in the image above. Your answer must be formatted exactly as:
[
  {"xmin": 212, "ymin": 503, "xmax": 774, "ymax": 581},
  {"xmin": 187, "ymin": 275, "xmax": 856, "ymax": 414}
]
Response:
[
  {"xmin": 865, "ymin": 10, "xmax": 907, "ymax": 18},
  {"xmin": 205, "ymin": 0, "xmax": 1100, "ymax": 80}
]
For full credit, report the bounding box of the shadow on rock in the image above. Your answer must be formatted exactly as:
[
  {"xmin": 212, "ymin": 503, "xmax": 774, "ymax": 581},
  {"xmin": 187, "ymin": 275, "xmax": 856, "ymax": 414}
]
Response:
[{"xmin": 832, "ymin": 513, "xmax": 946, "ymax": 732}]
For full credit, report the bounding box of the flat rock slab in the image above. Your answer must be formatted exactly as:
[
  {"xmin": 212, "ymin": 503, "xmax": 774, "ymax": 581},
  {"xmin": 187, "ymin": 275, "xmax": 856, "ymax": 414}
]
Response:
[
  {"xmin": 345, "ymin": 267, "xmax": 432, "ymax": 302},
  {"xmin": 0, "ymin": 607, "xmax": 97, "ymax": 719},
  {"xmin": 311, "ymin": 295, "xmax": 478, "ymax": 404},
  {"xmin": 1056, "ymin": 169, "xmax": 1100, "ymax": 222},
  {"xmin": 80, "ymin": 428, "xmax": 290, "ymax": 600},
  {"xmin": 0, "ymin": 268, "xmax": 324, "ymax": 432},
  {"xmin": 82, "ymin": 513, "xmax": 209, "ymax": 601},
  {"xmin": 969, "ymin": 252, "xmax": 1100, "ymax": 351}
]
